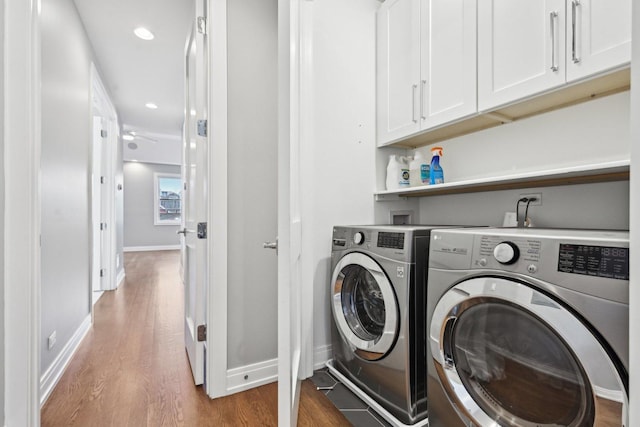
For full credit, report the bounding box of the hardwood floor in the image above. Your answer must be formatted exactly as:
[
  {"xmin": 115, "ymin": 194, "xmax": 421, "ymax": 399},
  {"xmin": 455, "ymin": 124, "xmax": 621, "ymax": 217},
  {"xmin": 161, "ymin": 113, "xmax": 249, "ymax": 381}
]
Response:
[{"xmin": 41, "ymin": 250, "xmax": 349, "ymax": 426}]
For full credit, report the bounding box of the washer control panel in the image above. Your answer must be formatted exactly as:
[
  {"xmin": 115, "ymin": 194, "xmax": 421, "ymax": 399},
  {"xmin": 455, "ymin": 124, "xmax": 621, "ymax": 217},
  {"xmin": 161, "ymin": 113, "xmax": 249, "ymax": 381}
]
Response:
[{"xmin": 473, "ymin": 235, "xmax": 541, "ymax": 274}]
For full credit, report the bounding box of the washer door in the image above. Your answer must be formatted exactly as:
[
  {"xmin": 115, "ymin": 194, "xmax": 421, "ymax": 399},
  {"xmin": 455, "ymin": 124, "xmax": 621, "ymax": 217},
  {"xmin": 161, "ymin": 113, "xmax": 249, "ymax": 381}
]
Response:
[
  {"xmin": 430, "ymin": 277, "xmax": 627, "ymax": 427},
  {"xmin": 331, "ymin": 252, "xmax": 399, "ymax": 361}
]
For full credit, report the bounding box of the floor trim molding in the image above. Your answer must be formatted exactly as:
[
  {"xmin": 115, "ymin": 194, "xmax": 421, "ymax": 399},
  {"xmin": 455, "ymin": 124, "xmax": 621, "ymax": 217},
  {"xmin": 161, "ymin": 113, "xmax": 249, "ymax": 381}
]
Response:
[
  {"xmin": 314, "ymin": 344, "xmax": 332, "ymax": 370},
  {"xmin": 116, "ymin": 268, "xmax": 126, "ymax": 288},
  {"xmin": 226, "ymin": 358, "xmax": 278, "ymax": 395},
  {"xmin": 123, "ymin": 245, "xmax": 180, "ymax": 252},
  {"xmin": 40, "ymin": 315, "xmax": 92, "ymax": 406}
]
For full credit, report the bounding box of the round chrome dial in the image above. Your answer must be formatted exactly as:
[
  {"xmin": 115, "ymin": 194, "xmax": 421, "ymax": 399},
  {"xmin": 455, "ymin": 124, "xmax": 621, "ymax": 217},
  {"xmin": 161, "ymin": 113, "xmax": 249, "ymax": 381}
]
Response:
[
  {"xmin": 353, "ymin": 232, "xmax": 365, "ymax": 245},
  {"xmin": 493, "ymin": 241, "xmax": 520, "ymax": 265}
]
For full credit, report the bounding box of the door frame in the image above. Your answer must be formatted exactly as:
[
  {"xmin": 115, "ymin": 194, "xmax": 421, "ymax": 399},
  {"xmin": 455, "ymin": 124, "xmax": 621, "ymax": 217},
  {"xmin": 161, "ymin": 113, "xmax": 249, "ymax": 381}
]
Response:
[
  {"xmin": 89, "ymin": 64, "xmax": 118, "ymax": 300},
  {"xmin": 4, "ymin": 0, "xmax": 42, "ymax": 425},
  {"xmin": 206, "ymin": 0, "xmax": 229, "ymax": 398}
]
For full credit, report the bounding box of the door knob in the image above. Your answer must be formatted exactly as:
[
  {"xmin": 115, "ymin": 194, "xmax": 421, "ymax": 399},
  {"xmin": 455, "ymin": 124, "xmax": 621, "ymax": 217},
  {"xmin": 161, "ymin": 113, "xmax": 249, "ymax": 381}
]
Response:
[
  {"xmin": 263, "ymin": 240, "xmax": 278, "ymax": 254},
  {"xmin": 177, "ymin": 228, "xmax": 188, "ymax": 235},
  {"xmin": 263, "ymin": 241, "xmax": 278, "ymax": 250}
]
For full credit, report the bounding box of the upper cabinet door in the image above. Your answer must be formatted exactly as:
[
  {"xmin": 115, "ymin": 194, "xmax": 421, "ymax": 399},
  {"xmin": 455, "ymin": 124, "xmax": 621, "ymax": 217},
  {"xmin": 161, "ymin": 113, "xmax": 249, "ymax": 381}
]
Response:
[
  {"xmin": 377, "ymin": 0, "xmax": 421, "ymax": 145},
  {"xmin": 420, "ymin": 0, "xmax": 477, "ymax": 128},
  {"xmin": 478, "ymin": 0, "xmax": 566, "ymax": 111},
  {"xmin": 566, "ymin": 0, "xmax": 631, "ymax": 82}
]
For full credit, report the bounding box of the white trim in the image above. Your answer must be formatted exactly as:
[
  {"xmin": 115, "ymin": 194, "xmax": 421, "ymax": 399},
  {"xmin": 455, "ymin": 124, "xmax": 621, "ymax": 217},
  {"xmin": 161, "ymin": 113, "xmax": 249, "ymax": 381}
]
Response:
[
  {"xmin": 39, "ymin": 315, "xmax": 92, "ymax": 406},
  {"xmin": 326, "ymin": 360, "xmax": 429, "ymax": 427},
  {"xmin": 116, "ymin": 269, "xmax": 126, "ymax": 288},
  {"xmin": 123, "ymin": 245, "xmax": 180, "ymax": 252},
  {"xmin": 226, "ymin": 358, "xmax": 278, "ymax": 394},
  {"xmin": 4, "ymin": 0, "xmax": 42, "ymax": 425},
  {"xmin": 313, "ymin": 344, "xmax": 332, "ymax": 370},
  {"xmin": 207, "ymin": 0, "xmax": 229, "ymax": 399}
]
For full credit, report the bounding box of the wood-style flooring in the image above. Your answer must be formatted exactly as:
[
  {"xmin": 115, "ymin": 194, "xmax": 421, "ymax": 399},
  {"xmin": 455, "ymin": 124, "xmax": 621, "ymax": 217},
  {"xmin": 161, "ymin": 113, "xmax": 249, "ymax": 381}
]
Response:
[{"xmin": 41, "ymin": 250, "xmax": 349, "ymax": 426}]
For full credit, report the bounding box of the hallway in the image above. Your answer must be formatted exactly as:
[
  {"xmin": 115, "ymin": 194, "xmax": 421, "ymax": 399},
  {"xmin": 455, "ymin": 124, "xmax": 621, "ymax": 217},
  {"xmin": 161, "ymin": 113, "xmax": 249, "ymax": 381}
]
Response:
[{"xmin": 41, "ymin": 251, "xmax": 348, "ymax": 426}]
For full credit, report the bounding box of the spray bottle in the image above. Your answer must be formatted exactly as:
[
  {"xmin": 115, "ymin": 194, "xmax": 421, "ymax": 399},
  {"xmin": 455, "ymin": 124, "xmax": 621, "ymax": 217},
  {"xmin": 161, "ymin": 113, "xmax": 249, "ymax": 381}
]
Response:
[{"xmin": 429, "ymin": 146, "xmax": 444, "ymax": 185}]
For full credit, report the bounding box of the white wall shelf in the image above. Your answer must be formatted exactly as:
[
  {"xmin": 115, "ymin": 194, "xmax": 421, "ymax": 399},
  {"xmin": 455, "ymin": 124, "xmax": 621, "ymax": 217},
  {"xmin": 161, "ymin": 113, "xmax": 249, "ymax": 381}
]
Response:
[{"xmin": 375, "ymin": 160, "xmax": 630, "ymax": 200}]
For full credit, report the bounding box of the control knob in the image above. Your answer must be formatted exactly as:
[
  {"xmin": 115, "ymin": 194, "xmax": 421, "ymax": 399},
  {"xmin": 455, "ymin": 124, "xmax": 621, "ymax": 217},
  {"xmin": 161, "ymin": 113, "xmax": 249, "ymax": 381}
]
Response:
[
  {"xmin": 353, "ymin": 232, "xmax": 365, "ymax": 245},
  {"xmin": 493, "ymin": 241, "xmax": 520, "ymax": 265}
]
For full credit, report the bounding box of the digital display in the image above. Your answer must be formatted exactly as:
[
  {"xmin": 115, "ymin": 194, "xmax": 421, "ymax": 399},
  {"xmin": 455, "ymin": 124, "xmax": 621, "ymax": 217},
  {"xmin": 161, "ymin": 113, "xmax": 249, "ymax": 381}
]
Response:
[
  {"xmin": 377, "ymin": 232, "xmax": 405, "ymax": 250},
  {"xmin": 558, "ymin": 244, "xmax": 629, "ymax": 280}
]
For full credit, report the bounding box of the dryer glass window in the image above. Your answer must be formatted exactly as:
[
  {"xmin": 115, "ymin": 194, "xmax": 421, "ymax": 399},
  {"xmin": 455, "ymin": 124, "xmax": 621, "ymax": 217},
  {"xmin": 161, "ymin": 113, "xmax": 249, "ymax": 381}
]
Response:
[
  {"xmin": 451, "ymin": 302, "xmax": 595, "ymax": 427},
  {"xmin": 340, "ymin": 265, "xmax": 386, "ymax": 341}
]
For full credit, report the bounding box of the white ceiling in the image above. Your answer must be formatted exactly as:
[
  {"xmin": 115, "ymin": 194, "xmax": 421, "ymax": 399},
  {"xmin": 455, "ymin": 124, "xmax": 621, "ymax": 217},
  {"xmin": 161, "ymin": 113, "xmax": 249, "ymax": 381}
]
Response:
[{"xmin": 74, "ymin": 0, "xmax": 194, "ymax": 162}]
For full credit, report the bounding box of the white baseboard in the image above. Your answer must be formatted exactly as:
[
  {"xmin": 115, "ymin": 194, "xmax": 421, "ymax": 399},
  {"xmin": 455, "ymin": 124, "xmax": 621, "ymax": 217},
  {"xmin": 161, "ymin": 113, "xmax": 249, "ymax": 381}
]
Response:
[
  {"xmin": 40, "ymin": 315, "xmax": 92, "ymax": 406},
  {"xmin": 226, "ymin": 358, "xmax": 278, "ymax": 395},
  {"xmin": 116, "ymin": 268, "xmax": 125, "ymax": 288},
  {"xmin": 123, "ymin": 245, "xmax": 180, "ymax": 252},
  {"xmin": 314, "ymin": 344, "xmax": 333, "ymax": 370},
  {"xmin": 594, "ymin": 385, "xmax": 625, "ymax": 403}
]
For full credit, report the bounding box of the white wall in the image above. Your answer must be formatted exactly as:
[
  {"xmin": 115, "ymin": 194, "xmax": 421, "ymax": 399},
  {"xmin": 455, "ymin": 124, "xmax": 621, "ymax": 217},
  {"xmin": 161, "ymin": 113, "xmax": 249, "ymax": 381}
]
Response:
[
  {"xmin": 40, "ymin": 0, "xmax": 97, "ymax": 373},
  {"xmin": 302, "ymin": 0, "xmax": 378, "ymax": 367},
  {"xmin": 226, "ymin": 0, "xmax": 279, "ymax": 370},
  {"xmin": 123, "ymin": 161, "xmax": 181, "ymax": 249},
  {"xmin": 628, "ymin": 0, "xmax": 639, "ymax": 424},
  {"xmin": 0, "ymin": 0, "xmax": 5, "ymax": 421}
]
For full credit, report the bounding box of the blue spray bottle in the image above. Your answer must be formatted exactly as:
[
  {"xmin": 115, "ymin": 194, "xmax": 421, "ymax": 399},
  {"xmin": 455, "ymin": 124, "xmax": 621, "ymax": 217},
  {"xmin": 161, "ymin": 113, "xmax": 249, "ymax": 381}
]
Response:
[{"xmin": 429, "ymin": 146, "xmax": 444, "ymax": 184}]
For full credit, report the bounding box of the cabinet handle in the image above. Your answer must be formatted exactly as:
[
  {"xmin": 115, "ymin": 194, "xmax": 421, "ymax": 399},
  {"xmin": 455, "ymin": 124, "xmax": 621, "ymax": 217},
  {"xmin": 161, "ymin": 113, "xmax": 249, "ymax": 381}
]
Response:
[
  {"xmin": 571, "ymin": 0, "xmax": 581, "ymax": 63},
  {"xmin": 550, "ymin": 11, "xmax": 559, "ymax": 72},
  {"xmin": 420, "ymin": 80, "xmax": 427, "ymax": 120},
  {"xmin": 412, "ymin": 84, "xmax": 418, "ymax": 123}
]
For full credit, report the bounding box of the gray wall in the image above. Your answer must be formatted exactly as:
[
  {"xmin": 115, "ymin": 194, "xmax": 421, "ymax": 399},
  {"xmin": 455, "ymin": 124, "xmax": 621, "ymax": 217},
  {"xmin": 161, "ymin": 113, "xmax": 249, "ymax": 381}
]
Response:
[
  {"xmin": 0, "ymin": 0, "xmax": 5, "ymax": 421},
  {"xmin": 226, "ymin": 0, "xmax": 278, "ymax": 369},
  {"xmin": 40, "ymin": 0, "xmax": 95, "ymax": 372},
  {"xmin": 123, "ymin": 161, "xmax": 181, "ymax": 248}
]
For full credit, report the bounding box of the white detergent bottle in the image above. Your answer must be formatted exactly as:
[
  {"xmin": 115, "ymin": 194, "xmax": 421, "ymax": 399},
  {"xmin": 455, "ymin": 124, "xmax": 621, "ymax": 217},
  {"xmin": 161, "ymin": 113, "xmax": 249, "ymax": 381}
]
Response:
[
  {"xmin": 386, "ymin": 155, "xmax": 410, "ymax": 190},
  {"xmin": 409, "ymin": 151, "xmax": 429, "ymax": 186}
]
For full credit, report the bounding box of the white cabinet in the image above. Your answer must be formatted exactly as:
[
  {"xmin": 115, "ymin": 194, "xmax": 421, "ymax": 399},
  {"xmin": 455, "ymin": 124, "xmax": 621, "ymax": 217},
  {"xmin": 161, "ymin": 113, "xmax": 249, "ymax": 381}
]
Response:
[
  {"xmin": 566, "ymin": 0, "xmax": 631, "ymax": 81},
  {"xmin": 478, "ymin": 0, "xmax": 566, "ymax": 111},
  {"xmin": 478, "ymin": 0, "xmax": 630, "ymax": 111},
  {"xmin": 377, "ymin": 0, "xmax": 477, "ymax": 146}
]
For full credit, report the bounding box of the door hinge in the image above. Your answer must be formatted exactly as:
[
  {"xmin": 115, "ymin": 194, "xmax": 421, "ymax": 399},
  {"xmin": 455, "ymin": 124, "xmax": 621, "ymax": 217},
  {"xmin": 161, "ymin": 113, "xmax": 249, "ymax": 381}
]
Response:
[
  {"xmin": 101, "ymin": 129, "xmax": 108, "ymax": 138},
  {"xmin": 197, "ymin": 222, "xmax": 207, "ymax": 239},
  {"xmin": 197, "ymin": 16, "xmax": 207, "ymax": 34},
  {"xmin": 100, "ymin": 222, "xmax": 107, "ymax": 231},
  {"xmin": 197, "ymin": 119, "xmax": 208, "ymax": 137},
  {"xmin": 100, "ymin": 268, "xmax": 106, "ymax": 278},
  {"xmin": 197, "ymin": 324, "xmax": 207, "ymax": 342},
  {"xmin": 100, "ymin": 176, "xmax": 105, "ymax": 184}
]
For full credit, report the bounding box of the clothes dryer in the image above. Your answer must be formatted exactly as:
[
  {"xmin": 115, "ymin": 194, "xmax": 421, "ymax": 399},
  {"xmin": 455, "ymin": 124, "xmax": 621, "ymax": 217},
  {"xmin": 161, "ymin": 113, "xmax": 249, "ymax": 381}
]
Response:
[
  {"xmin": 426, "ymin": 228, "xmax": 629, "ymax": 427},
  {"xmin": 328, "ymin": 225, "xmax": 447, "ymax": 425}
]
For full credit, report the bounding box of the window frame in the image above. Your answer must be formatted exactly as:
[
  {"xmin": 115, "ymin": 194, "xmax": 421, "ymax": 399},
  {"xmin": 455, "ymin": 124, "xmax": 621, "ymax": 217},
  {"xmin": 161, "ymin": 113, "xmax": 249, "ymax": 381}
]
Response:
[{"xmin": 153, "ymin": 172, "xmax": 182, "ymax": 226}]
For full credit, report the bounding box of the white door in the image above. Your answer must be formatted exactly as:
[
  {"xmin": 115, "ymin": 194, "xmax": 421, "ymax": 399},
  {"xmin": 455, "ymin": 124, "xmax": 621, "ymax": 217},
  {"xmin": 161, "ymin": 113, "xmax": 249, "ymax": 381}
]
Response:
[
  {"xmin": 278, "ymin": 0, "xmax": 303, "ymax": 424},
  {"xmin": 182, "ymin": 6, "xmax": 208, "ymax": 385},
  {"xmin": 565, "ymin": 0, "xmax": 631, "ymax": 82},
  {"xmin": 478, "ymin": 0, "xmax": 566, "ymax": 111},
  {"xmin": 376, "ymin": 0, "xmax": 421, "ymax": 146},
  {"xmin": 420, "ymin": 0, "xmax": 477, "ymax": 129}
]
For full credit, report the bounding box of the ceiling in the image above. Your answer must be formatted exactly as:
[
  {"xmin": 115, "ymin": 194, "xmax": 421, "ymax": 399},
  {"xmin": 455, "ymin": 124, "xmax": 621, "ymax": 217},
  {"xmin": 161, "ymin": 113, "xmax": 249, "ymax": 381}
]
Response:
[{"xmin": 74, "ymin": 0, "xmax": 194, "ymax": 163}]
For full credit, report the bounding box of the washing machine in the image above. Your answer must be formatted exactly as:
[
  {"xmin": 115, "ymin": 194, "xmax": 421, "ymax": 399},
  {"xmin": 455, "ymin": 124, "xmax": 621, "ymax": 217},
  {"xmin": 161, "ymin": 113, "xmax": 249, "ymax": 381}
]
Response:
[
  {"xmin": 426, "ymin": 228, "xmax": 629, "ymax": 427},
  {"xmin": 328, "ymin": 225, "xmax": 446, "ymax": 426}
]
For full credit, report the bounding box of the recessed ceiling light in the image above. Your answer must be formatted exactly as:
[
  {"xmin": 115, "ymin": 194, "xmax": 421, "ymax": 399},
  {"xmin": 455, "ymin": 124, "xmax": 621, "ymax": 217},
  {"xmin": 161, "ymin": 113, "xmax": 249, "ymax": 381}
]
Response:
[
  {"xmin": 145, "ymin": 102, "xmax": 158, "ymax": 109},
  {"xmin": 134, "ymin": 27, "xmax": 154, "ymax": 41},
  {"xmin": 123, "ymin": 135, "xmax": 135, "ymax": 141}
]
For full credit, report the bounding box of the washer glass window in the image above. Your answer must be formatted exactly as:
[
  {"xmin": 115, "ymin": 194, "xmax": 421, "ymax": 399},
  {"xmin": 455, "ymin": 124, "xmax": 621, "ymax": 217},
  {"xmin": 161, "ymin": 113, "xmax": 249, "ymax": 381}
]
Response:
[
  {"xmin": 340, "ymin": 265, "xmax": 386, "ymax": 341},
  {"xmin": 451, "ymin": 301, "xmax": 594, "ymax": 426}
]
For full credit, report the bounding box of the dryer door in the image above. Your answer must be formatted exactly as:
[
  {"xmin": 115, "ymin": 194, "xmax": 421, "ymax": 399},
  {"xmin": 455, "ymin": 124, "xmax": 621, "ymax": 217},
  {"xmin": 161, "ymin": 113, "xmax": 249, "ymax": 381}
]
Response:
[
  {"xmin": 429, "ymin": 276, "xmax": 627, "ymax": 427},
  {"xmin": 331, "ymin": 252, "xmax": 399, "ymax": 361}
]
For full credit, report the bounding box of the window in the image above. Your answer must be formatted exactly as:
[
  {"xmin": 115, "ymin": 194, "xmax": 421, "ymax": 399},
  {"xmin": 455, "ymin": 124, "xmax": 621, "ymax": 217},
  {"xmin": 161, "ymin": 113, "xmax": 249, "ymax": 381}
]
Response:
[{"xmin": 154, "ymin": 173, "xmax": 182, "ymax": 225}]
